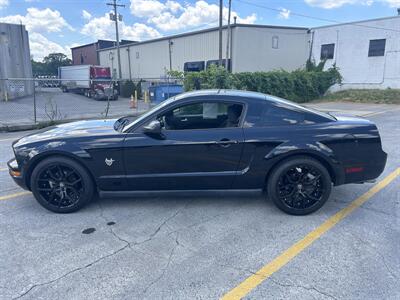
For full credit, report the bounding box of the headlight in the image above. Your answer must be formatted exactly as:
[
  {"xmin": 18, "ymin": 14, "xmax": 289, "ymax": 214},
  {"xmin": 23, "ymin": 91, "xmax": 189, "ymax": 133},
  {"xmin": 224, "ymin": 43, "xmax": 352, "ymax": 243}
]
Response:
[{"xmin": 8, "ymin": 158, "xmax": 18, "ymax": 170}]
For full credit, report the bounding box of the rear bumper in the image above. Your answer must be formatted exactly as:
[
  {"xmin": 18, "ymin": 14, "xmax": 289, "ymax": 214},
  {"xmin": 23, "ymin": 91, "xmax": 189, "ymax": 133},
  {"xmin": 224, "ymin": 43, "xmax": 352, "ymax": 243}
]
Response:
[
  {"xmin": 343, "ymin": 149, "xmax": 387, "ymax": 184},
  {"xmin": 7, "ymin": 158, "xmax": 29, "ymax": 190}
]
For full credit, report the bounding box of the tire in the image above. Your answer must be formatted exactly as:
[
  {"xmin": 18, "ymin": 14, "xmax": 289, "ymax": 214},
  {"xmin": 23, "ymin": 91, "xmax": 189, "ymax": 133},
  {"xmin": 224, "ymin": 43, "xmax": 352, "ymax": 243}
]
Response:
[
  {"xmin": 267, "ymin": 156, "xmax": 332, "ymax": 215},
  {"xmin": 30, "ymin": 156, "xmax": 94, "ymax": 213}
]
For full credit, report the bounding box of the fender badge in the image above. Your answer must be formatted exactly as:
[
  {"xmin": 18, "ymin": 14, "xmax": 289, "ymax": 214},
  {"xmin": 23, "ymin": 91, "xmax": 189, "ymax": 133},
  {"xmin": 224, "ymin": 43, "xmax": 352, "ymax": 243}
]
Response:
[{"xmin": 105, "ymin": 158, "xmax": 115, "ymax": 166}]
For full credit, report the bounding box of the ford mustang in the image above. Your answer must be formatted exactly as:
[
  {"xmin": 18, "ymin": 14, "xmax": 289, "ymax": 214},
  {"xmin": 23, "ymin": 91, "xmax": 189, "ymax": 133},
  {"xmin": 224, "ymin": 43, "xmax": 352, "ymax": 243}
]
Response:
[{"xmin": 8, "ymin": 90, "xmax": 387, "ymax": 215}]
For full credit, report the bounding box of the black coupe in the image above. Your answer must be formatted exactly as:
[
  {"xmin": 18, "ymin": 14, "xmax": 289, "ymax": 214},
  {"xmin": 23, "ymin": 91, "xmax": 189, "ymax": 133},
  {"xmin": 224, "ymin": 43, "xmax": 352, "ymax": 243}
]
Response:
[{"xmin": 8, "ymin": 90, "xmax": 387, "ymax": 215}]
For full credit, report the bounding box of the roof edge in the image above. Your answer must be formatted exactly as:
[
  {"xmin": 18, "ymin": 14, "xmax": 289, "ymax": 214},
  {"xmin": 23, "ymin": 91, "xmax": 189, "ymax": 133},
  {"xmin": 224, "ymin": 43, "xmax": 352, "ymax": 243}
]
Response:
[{"xmin": 96, "ymin": 23, "xmax": 309, "ymax": 52}]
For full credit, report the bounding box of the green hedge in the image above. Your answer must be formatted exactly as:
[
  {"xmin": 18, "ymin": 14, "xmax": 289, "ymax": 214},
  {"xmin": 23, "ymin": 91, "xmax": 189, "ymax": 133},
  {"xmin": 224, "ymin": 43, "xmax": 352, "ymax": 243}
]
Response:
[
  {"xmin": 183, "ymin": 64, "xmax": 341, "ymax": 103},
  {"xmin": 120, "ymin": 80, "xmax": 143, "ymax": 98}
]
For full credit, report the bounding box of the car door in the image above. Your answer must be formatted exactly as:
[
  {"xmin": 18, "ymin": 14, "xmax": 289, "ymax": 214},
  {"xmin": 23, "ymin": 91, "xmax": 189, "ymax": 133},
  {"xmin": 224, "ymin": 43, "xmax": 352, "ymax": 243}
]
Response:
[{"xmin": 123, "ymin": 100, "xmax": 246, "ymax": 190}]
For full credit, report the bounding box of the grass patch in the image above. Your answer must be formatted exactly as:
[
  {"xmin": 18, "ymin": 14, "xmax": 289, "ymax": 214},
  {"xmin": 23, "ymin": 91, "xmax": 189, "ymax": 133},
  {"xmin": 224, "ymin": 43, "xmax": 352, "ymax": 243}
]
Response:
[{"xmin": 319, "ymin": 89, "xmax": 400, "ymax": 104}]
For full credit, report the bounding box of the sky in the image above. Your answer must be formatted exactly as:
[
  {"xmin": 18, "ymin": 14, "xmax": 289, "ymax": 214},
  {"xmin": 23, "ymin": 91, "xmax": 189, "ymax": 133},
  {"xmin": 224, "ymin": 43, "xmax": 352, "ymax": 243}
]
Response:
[{"xmin": 0, "ymin": 0, "xmax": 399, "ymax": 61}]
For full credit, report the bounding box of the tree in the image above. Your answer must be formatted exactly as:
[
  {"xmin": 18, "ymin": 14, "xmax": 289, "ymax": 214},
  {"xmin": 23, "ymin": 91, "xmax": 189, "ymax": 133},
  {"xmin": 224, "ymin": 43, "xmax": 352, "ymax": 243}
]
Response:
[
  {"xmin": 42, "ymin": 53, "xmax": 72, "ymax": 75},
  {"xmin": 32, "ymin": 53, "xmax": 72, "ymax": 76}
]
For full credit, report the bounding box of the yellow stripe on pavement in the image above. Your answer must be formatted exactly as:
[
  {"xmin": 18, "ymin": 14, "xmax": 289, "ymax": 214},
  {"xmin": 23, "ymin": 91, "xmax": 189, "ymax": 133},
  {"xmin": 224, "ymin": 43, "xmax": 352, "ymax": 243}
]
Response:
[
  {"xmin": 221, "ymin": 167, "xmax": 400, "ymax": 300},
  {"xmin": 0, "ymin": 191, "xmax": 31, "ymax": 201},
  {"xmin": 0, "ymin": 167, "xmax": 8, "ymax": 172}
]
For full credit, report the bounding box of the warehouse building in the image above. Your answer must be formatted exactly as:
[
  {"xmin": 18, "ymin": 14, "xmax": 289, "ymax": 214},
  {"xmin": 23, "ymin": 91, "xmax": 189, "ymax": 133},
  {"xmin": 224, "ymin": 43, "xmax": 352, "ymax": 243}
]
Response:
[
  {"xmin": 0, "ymin": 22, "xmax": 33, "ymax": 100},
  {"xmin": 97, "ymin": 15, "xmax": 400, "ymax": 91},
  {"xmin": 310, "ymin": 15, "xmax": 400, "ymax": 90},
  {"xmin": 98, "ymin": 24, "xmax": 310, "ymax": 79},
  {"xmin": 71, "ymin": 39, "xmax": 135, "ymax": 65}
]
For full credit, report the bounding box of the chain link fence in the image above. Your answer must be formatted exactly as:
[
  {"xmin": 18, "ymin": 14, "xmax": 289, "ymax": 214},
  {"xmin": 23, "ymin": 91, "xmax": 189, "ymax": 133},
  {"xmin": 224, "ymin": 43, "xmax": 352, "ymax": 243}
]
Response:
[{"xmin": 0, "ymin": 77, "xmax": 183, "ymax": 130}]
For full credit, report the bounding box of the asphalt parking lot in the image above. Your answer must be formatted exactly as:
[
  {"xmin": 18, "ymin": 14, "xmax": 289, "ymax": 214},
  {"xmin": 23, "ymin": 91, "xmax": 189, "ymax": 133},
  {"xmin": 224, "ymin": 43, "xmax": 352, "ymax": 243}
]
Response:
[{"xmin": 0, "ymin": 102, "xmax": 399, "ymax": 299}]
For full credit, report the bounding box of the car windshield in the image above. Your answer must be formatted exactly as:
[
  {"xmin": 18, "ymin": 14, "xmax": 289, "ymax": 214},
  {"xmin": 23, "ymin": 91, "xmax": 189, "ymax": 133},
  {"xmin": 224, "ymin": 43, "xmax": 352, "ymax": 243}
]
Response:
[{"xmin": 115, "ymin": 97, "xmax": 177, "ymax": 132}]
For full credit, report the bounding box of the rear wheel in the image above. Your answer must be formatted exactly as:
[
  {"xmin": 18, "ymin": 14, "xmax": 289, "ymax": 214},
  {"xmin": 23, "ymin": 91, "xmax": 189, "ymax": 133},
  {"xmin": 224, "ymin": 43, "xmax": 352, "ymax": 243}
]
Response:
[
  {"xmin": 31, "ymin": 156, "xmax": 94, "ymax": 213},
  {"xmin": 267, "ymin": 157, "xmax": 332, "ymax": 215}
]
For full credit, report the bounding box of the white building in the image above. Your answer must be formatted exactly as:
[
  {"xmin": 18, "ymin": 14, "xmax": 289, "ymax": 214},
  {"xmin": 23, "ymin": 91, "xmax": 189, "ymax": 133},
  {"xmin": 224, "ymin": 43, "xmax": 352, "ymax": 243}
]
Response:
[
  {"xmin": 311, "ymin": 16, "xmax": 400, "ymax": 90},
  {"xmin": 98, "ymin": 24, "xmax": 310, "ymax": 79}
]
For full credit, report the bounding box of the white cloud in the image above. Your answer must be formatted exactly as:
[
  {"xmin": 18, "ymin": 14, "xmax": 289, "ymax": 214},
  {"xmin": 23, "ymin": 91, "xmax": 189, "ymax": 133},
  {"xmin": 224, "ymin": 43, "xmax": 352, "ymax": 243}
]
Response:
[
  {"xmin": 0, "ymin": 0, "xmax": 9, "ymax": 9},
  {"xmin": 304, "ymin": 0, "xmax": 377, "ymax": 9},
  {"xmin": 29, "ymin": 32, "xmax": 71, "ymax": 60},
  {"xmin": 130, "ymin": 0, "xmax": 166, "ymax": 17},
  {"xmin": 278, "ymin": 8, "xmax": 291, "ymax": 19},
  {"xmin": 382, "ymin": 0, "xmax": 400, "ymax": 7},
  {"xmin": 137, "ymin": 0, "xmax": 256, "ymax": 31},
  {"xmin": 82, "ymin": 10, "xmax": 92, "ymax": 20},
  {"xmin": 81, "ymin": 13, "xmax": 161, "ymax": 41},
  {"xmin": 0, "ymin": 7, "xmax": 73, "ymax": 33}
]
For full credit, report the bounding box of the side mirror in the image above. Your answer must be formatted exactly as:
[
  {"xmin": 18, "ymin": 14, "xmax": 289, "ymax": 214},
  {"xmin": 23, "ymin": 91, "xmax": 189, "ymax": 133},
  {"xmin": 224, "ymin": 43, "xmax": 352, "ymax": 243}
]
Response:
[{"xmin": 143, "ymin": 120, "xmax": 164, "ymax": 138}]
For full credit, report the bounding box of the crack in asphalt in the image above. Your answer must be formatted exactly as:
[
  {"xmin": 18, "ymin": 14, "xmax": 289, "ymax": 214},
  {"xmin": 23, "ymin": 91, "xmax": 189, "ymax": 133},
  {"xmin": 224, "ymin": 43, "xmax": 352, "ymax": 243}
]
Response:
[
  {"xmin": 12, "ymin": 202, "xmax": 187, "ymax": 299},
  {"xmin": 12, "ymin": 244, "xmax": 130, "ymax": 300},
  {"xmin": 141, "ymin": 232, "xmax": 180, "ymax": 296},
  {"xmin": 347, "ymin": 231, "xmax": 399, "ymax": 280},
  {"xmin": 269, "ymin": 278, "xmax": 338, "ymax": 300}
]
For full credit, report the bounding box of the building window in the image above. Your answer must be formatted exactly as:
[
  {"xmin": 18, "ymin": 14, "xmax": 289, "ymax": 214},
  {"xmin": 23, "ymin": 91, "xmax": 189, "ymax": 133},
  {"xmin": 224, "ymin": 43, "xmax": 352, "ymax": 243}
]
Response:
[
  {"xmin": 272, "ymin": 36, "xmax": 279, "ymax": 49},
  {"xmin": 368, "ymin": 39, "xmax": 386, "ymax": 57},
  {"xmin": 320, "ymin": 44, "xmax": 335, "ymax": 60},
  {"xmin": 184, "ymin": 61, "xmax": 205, "ymax": 72},
  {"xmin": 206, "ymin": 59, "xmax": 231, "ymax": 71}
]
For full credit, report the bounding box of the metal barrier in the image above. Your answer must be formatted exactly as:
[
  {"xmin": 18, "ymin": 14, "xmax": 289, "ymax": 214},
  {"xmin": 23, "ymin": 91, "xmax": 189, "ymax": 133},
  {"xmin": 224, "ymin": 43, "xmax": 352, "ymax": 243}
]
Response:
[{"xmin": 0, "ymin": 77, "xmax": 183, "ymax": 128}]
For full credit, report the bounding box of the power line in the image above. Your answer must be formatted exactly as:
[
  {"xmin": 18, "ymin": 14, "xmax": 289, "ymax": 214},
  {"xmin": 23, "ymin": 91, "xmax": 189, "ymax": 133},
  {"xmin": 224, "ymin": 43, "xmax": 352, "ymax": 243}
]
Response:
[{"xmin": 236, "ymin": 0, "xmax": 400, "ymax": 33}]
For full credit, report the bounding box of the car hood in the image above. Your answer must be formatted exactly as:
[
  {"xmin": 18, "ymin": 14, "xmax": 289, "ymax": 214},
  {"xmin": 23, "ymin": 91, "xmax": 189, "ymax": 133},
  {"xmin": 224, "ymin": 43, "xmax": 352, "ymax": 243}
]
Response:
[{"xmin": 14, "ymin": 119, "xmax": 117, "ymax": 147}]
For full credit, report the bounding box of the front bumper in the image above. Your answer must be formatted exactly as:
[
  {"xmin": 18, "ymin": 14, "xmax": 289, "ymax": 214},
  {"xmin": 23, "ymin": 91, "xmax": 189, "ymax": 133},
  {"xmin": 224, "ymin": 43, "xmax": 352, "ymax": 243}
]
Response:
[{"xmin": 7, "ymin": 158, "xmax": 28, "ymax": 190}]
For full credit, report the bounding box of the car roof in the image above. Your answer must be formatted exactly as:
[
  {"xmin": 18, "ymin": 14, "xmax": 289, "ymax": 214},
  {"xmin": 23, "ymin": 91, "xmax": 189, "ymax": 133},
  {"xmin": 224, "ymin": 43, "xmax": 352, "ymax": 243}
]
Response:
[{"xmin": 174, "ymin": 89, "xmax": 267, "ymax": 102}]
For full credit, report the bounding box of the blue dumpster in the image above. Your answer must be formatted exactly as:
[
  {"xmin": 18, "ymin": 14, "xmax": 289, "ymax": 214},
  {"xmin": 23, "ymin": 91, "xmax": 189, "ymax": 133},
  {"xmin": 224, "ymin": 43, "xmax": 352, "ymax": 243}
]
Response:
[{"xmin": 148, "ymin": 84, "xmax": 183, "ymax": 103}]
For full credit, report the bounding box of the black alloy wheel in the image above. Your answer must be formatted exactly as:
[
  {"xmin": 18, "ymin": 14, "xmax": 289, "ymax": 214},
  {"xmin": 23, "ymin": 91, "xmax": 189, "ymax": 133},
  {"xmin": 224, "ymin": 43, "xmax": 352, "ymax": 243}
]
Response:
[
  {"xmin": 31, "ymin": 156, "xmax": 94, "ymax": 213},
  {"xmin": 268, "ymin": 157, "xmax": 332, "ymax": 215}
]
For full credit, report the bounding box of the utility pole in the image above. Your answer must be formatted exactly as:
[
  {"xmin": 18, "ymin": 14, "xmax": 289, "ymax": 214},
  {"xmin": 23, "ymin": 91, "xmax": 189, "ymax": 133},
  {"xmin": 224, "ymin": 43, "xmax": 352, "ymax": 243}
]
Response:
[
  {"xmin": 225, "ymin": 0, "xmax": 232, "ymax": 71},
  {"xmin": 107, "ymin": 0, "xmax": 125, "ymax": 80},
  {"xmin": 218, "ymin": 0, "xmax": 223, "ymax": 66}
]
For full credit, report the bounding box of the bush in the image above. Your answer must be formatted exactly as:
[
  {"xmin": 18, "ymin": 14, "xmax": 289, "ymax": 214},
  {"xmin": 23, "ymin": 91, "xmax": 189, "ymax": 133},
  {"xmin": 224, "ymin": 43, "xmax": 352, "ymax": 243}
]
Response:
[
  {"xmin": 120, "ymin": 80, "xmax": 136, "ymax": 98},
  {"xmin": 183, "ymin": 64, "xmax": 341, "ymax": 103}
]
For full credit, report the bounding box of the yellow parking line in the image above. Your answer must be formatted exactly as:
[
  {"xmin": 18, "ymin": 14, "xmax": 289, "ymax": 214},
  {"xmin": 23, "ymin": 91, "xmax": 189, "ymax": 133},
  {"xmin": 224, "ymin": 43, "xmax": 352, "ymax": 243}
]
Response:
[
  {"xmin": 221, "ymin": 167, "xmax": 400, "ymax": 300},
  {"xmin": 0, "ymin": 191, "xmax": 31, "ymax": 201},
  {"xmin": 0, "ymin": 167, "xmax": 8, "ymax": 172}
]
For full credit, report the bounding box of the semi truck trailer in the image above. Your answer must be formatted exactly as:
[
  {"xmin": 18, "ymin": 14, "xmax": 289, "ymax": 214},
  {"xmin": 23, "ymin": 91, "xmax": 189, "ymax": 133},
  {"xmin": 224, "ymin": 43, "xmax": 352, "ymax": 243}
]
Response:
[{"xmin": 58, "ymin": 65, "xmax": 118, "ymax": 100}]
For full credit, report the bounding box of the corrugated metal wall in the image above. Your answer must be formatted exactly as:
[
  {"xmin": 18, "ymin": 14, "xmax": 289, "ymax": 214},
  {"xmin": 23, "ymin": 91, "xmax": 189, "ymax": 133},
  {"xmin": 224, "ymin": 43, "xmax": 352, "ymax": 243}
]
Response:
[
  {"xmin": 98, "ymin": 26, "xmax": 309, "ymax": 79},
  {"xmin": 232, "ymin": 27, "xmax": 309, "ymax": 72}
]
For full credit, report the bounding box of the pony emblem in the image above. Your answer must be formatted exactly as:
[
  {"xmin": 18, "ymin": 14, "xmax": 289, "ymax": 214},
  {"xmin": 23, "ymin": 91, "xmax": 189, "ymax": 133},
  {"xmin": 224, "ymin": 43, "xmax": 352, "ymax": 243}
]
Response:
[{"xmin": 105, "ymin": 158, "xmax": 115, "ymax": 166}]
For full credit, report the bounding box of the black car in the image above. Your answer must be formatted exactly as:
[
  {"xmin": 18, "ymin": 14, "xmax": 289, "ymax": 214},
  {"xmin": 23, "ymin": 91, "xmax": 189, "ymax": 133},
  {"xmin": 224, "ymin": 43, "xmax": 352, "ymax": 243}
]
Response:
[{"xmin": 8, "ymin": 90, "xmax": 387, "ymax": 215}]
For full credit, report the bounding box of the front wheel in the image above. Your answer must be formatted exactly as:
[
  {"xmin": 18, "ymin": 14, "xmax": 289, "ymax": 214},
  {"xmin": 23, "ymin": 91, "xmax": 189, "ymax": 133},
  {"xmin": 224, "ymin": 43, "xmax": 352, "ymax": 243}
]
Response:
[
  {"xmin": 267, "ymin": 157, "xmax": 332, "ymax": 215},
  {"xmin": 31, "ymin": 156, "xmax": 94, "ymax": 213}
]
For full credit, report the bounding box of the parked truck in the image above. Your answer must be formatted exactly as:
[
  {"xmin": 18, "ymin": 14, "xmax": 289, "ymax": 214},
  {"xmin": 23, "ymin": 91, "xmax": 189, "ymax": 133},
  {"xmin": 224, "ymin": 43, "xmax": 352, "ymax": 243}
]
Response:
[{"xmin": 58, "ymin": 65, "xmax": 118, "ymax": 100}]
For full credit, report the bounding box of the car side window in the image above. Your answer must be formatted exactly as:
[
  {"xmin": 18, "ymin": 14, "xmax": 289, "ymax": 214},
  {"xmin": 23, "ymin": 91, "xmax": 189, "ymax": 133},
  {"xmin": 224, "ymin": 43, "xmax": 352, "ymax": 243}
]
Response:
[
  {"xmin": 158, "ymin": 102, "xmax": 243, "ymax": 130},
  {"xmin": 262, "ymin": 103, "xmax": 305, "ymax": 126}
]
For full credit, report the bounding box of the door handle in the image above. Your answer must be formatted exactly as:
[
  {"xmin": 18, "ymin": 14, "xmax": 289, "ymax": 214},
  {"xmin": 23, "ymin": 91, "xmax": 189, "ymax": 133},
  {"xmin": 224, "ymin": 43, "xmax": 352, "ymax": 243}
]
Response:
[{"xmin": 215, "ymin": 139, "xmax": 239, "ymax": 147}]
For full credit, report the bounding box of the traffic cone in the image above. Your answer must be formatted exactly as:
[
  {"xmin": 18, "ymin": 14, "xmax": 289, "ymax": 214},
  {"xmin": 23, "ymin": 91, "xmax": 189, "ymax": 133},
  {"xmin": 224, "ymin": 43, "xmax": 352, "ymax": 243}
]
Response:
[{"xmin": 130, "ymin": 95, "xmax": 136, "ymax": 109}]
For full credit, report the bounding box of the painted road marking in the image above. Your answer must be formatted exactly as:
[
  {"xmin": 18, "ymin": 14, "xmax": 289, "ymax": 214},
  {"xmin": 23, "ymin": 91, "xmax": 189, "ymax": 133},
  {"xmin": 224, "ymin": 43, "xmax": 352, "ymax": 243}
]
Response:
[
  {"xmin": 0, "ymin": 191, "xmax": 31, "ymax": 201},
  {"xmin": 363, "ymin": 108, "xmax": 400, "ymax": 117},
  {"xmin": 0, "ymin": 167, "xmax": 7, "ymax": 172},
  {"xmin": 221, "ymin": 167, "xmax": 400, "ymax": 300},
  {"xmin": 0, "ymin": 137, "xmax": 18, "ymax": 142}
]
